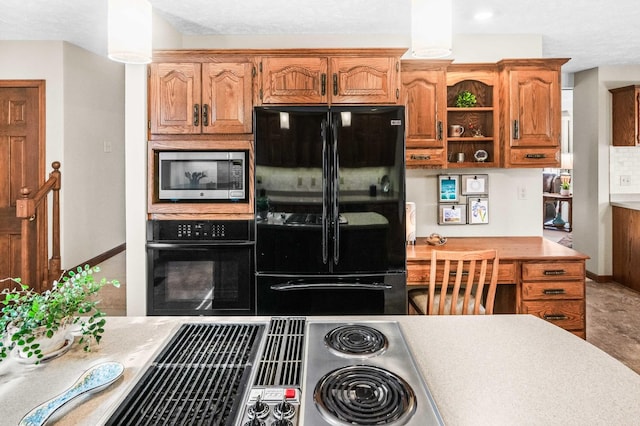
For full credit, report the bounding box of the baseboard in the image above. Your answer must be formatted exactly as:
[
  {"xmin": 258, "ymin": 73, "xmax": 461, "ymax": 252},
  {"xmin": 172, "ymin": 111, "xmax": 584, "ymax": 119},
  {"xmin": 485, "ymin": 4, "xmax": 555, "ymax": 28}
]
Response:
[
  {"xmin": 586, "ymin": 270, "xmax": 613, "ymax": 283},
  {"xmin": 71, "ymin": 243, "xmax": 126, "ymax": 272}
]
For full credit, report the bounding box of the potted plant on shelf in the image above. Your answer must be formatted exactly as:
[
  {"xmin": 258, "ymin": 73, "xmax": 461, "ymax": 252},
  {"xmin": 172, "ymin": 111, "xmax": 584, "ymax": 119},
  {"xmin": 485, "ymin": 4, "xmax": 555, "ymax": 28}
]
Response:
[
  {"xmin": 455, "ymin": 90, "xmax": 477, "ymax": 108},
  {"xmin": 560, "ymin": 181, "xmax": 571, "ymax": 195},
  {"xmin": 0, "ymin": 265, "xmax": 120, "ymax": 364}
]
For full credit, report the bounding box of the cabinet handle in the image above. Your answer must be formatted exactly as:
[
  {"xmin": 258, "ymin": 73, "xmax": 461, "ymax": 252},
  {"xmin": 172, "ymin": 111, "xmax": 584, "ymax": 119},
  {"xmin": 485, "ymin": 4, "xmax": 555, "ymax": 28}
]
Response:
[
  {"xmin": 543, "ymin": 269, "xmax": 566, "ymax": 276},
  {"xmin": 410, "ymin": 154, "xmax": 431, "ymax": 160},
  {"xmin": 396, "ymin": 88, "xmax": 400, "ymax": 100},
  {"xmin": 437, "ymin": 121, "xmax": 443, "ymax": 140},
  {"xmin": 525, "ymin": 153, "xmax": 547, "ymax": 159},
  {"xmin": 543, "ymin": 289, "xmax": 566, "ymax": 295},
  {"xmin": 543, "ymin": 314, "xmax": 568, "ymax": 321},
  {"xmin": 193, "ymin": 104, "xmax": 200, "ymax": 127},
  {"xmin": 333, "ymin": 73, "xmax": 338, "ymax": 96},
  {"xmin": 321, "ymin": 73, "xmax": 326, "ymax": 96},
  {"xmin": 202, "ymin": 104, "xmax": 209, "ymax": 127},
  {"xmin": 513, "ymin": 120, "xmax": 519, "ymax": 139}
]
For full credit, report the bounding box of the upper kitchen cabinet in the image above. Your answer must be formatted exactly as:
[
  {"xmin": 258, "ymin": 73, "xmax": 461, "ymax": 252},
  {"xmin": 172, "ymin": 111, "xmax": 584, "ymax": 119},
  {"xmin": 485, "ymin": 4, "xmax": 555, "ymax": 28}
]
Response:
[
  {"xmin": 401, "ymin": 60, "xmax": 451, "ymax": 169},
  {"xmin": 259, "ymin": 49, "xmax": 405, "ymax": 105},
  {"xmin": 149, "ymin": 52, "xmax": 256, "ymax": 137},
  {"xmin": 610, "ymin": 85, "xmax": 640, "ymax": 146},
  {"xmin": 498, "ymin": 59, "xmax": 569, "ymax": 168},
  {"xmin": 446, "ymin": 64, "xmax": 500, "ymax": 168}
]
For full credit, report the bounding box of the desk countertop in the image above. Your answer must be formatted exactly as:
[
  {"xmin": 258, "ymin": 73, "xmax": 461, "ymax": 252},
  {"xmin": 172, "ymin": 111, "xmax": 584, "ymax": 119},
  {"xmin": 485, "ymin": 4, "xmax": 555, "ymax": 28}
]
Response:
[
  {"xmin": 1, "ymin": 315, "xmax": 638, "ymax": 425},
  {"xmin": 408, "ymin": 236, "xmax": 589, "ymax": 261}
]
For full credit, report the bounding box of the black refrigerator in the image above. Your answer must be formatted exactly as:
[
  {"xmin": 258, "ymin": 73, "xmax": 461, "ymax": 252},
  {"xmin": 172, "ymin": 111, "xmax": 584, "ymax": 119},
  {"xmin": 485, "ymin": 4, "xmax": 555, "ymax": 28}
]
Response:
[{"xmin": 254, "ymin": 105, "xmax": 407, "ymax": 315}]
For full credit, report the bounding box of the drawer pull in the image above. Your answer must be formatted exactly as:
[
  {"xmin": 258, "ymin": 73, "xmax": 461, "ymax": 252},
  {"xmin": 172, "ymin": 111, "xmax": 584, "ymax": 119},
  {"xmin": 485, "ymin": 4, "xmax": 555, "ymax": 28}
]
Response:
[
  {"xmin": 543, "ymin": 289, "xmax": 566, "ymax": 295},
  {"xmin": 543, "ymin": 314, "xmax": 568, "ymax": 321},
  {"xmin": 543, "ymin": 269, "xmax": 566, "ymax": 276}
]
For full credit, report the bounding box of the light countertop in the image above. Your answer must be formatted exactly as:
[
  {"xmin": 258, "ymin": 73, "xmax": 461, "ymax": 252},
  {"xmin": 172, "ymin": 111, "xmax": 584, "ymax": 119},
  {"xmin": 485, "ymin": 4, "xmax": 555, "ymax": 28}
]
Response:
[{"xmin": 1, "ymin": 315, "xmax": 640, "ymax": 425}]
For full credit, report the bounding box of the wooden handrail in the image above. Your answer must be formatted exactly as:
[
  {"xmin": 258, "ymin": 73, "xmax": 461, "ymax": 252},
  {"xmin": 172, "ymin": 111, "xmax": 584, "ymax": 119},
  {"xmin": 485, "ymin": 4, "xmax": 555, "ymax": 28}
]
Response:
[{"xmin": 15, "ymin": 161, "xmax": 62, "ymax": 291}]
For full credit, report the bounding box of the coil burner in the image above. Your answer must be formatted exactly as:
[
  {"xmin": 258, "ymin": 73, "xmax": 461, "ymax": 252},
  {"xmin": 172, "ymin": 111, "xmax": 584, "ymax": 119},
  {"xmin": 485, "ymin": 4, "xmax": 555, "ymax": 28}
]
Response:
[
  {"xmin": 314, "ymin": 365, "xmax": 416, "ymax": 425},
  {"xmin": 324, "ymin": 324, "xmax": 388, "ymax": 357}
]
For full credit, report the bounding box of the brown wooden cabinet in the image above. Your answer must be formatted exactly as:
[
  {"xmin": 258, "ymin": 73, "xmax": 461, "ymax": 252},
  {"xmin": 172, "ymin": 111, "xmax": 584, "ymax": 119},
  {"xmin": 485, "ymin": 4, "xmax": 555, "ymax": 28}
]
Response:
[
  {"xmin": 446, "ymin": 64, "xmax": 500, "ymax": 168},
  {"xmin": 499, "ymin": 59, "xmax": 568, "ymax": 167},
  {"xmin": 259, "ymin": 49, "xmax": 404, "ymax": 105},
  {"xmin": 610, "ymin": 85, "xmax": 640, "ymax": 146},
  {"xmin": 149, "ymin": 53, "xmax": 255, "ymax": 135},
  {"xmin": 519, "ymin": 260, "xmax": 586, "ymax": 337},
  {"xmin": 401, "ymin": 60, "xmax": 450, "ymax": 168},
  {"xmin": 612, "ymin": 206, "xmax": 640, "ymax": 292}
]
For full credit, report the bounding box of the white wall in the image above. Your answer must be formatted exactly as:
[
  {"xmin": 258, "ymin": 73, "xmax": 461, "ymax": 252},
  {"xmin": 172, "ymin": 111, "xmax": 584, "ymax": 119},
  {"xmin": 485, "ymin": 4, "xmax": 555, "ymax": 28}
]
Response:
[{"xmin": 0, "ymin": 41, "xmax": 125, "ymax": 269}]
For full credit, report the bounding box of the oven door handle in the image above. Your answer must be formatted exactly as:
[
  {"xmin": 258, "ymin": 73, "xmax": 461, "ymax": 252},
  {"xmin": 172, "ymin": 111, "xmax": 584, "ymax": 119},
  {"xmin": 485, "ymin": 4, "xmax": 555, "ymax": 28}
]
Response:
[
  {"xmin": 146, "ymin": 241, "xmax": 255, "ymax": 249},
  {"xmin": 270, "ymin": 282, "xmax": 392, "ymax": 291}
]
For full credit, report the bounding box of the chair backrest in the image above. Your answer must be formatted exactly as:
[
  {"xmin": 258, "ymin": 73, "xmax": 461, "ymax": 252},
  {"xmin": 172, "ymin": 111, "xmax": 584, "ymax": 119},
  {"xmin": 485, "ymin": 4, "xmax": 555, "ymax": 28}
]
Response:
[{"xmin": 426, "ymin": 249, "xmax": 499, "ymax": 315}]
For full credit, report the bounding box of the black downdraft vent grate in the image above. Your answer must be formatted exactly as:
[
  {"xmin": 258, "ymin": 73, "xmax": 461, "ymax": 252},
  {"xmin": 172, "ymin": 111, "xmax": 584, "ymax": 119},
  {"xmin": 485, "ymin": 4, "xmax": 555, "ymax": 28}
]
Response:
[
  {"xmin": 106, "ymin": 322, "xmax": 263, "ymax": 426},
  {"xmin": 254, "ymin": 317, "xmax": 306, "ymax": 387}
]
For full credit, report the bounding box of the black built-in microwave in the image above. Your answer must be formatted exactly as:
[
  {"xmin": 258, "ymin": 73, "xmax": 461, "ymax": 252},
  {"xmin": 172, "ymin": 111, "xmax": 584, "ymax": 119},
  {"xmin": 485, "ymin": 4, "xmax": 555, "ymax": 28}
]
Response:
[{"xmin": 157, "ymin": 151, "xmax": 247, "ymax": 202}]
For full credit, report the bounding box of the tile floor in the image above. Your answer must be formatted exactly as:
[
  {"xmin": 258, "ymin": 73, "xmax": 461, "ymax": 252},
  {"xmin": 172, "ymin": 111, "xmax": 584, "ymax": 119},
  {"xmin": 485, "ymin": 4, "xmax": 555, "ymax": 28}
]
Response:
[{"xmin": 94, "ymin": 244, "xmax": 640, "ymax": 375}]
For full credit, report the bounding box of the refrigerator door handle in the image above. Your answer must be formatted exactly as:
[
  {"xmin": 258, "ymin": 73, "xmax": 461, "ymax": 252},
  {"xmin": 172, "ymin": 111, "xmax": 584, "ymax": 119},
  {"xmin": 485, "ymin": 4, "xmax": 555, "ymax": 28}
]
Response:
[
  {"xmin": 331, "ymin": 119, "xmax": 340, "ymax": 265},
  {"xmin": 321, "ymin": 118, "xmax": 329, "ymax": 265},
  {"xmin": 270, "ymin": 282, "xmax": 393, "ymax": 291}
]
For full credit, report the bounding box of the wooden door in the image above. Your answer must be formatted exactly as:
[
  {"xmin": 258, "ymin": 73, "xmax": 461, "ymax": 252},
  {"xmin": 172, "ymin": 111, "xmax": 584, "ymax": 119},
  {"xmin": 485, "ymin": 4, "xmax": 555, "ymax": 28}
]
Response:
[
  {"xmin": 0, "ymin": 82, "xmax": 44, "ymax": 291},
  {"xmin": 330, "ymin": 56, "xmax": 399, "ymax": 104},
  {"xmin": 202, "ymin": 61, "xmax": 254, "ymax": 134},
  {"xmin": 507, "ymin": 68, "xmax": 560, "ymax": 148},
  {"xmin": 149, "ymin": 63, "xmax": 202, "ymax": 134},
  {"xmin": 260, "ymin": 57, "xmax": 329, "ymax": 104}
]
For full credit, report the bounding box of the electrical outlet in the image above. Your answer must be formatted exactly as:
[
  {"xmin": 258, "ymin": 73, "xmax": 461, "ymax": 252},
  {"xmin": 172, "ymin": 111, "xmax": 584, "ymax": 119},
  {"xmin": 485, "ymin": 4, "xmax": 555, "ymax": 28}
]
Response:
[
  {"xmin": 620, "ymin": 175, "xmax": 632, "ymax": 186},
  {"xmin": 517, "ymin": 185, "xmax": 527, "ymax": 200},
  {"xmin": 103, "ymin": 140, "xmax": 112, "ymax": 153}
]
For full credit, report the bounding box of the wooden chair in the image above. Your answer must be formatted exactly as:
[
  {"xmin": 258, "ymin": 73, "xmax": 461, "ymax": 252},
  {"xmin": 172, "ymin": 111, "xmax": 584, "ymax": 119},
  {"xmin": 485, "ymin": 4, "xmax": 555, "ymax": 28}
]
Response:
[{"xmin": 408, "ymin": 249, "xmax": 499, "ymax": 315}]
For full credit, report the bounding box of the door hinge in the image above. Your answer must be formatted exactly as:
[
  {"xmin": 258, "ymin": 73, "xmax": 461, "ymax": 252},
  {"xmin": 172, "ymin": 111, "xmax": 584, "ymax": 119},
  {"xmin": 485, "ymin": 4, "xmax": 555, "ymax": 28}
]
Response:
[{"xmin": 148, "ymin": 120, "xmax": 151, "ymax": 129}]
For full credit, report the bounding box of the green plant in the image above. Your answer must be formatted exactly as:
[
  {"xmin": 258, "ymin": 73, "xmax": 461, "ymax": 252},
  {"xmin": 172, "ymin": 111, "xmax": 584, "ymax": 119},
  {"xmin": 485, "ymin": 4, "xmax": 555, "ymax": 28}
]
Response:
[
  {"xmin": 455, "ymin": 90, "xmax": 477, "ymax": 107},
  {"xmin": 561, "ymin": 181, "xmax": 571, "ymax": 190},
  {"xmin": 0, "ymin": 265, "xmax": 120, "ymax": 363}
]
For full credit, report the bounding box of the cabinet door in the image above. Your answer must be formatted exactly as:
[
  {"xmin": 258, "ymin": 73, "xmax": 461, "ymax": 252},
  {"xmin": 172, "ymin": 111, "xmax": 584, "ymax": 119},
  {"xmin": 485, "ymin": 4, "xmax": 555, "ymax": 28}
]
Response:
[
  {"xmin": 402, "ymin": 69, "xmax": 446, "ymax": 148},
  {"xmin": 261, "ymin": 57, "xmax": 328, "ymax": 104},
  {"xmin": 610, "ymin": 85, "xmax": 640, "ymax": 146},
  {"xmin": 202, "ymin": 61, "xmax": 254, "ymax": 134},
  {"xmin": 149, "ymin": 63, "xmax": 201, "ymax": 134},
  {"xmin": 330, "ymin": 57, "xmax": 399, "ymax": 104},
  {"xmin": 508, "ymin": 69, "xmax": 560, "ymax": 148}
]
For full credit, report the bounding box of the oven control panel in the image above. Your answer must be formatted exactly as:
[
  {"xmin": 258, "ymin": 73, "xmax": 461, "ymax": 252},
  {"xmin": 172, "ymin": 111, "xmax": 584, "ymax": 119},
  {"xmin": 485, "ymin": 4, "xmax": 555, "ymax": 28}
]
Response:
[
  {"xmin": 240, "ymin": 387, "xmax": 300, "ymax": 426},
  {"xmin": 148, "ymin": 220, "xmax": 254, "ymax": 241}
]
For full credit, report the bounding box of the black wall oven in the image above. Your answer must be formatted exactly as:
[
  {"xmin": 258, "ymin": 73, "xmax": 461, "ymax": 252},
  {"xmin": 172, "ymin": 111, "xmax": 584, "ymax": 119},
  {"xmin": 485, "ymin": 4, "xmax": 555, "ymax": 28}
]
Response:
[{"xmin": 147, "ymin": 220, "xmax": 254, "ymax": 316}]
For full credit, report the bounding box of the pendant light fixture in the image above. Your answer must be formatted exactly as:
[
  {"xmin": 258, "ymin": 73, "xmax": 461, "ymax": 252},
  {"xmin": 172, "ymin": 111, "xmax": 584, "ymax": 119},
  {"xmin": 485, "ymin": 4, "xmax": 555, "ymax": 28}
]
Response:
[
  {"xmin": 411, "ymin": 0, "xmax": 453, "ymax": 58},
  {"xmin": 108, "ymin": 0, "xmax": 152, "ymax": 64}
]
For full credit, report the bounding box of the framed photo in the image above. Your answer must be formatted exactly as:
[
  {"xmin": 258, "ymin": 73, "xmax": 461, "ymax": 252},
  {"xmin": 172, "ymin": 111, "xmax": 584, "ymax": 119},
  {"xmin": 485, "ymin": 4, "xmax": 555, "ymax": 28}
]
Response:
[
  {"xmin": 439, "ymin": 204, "xmax": 467, "ymax": 225},
  {"xmin": 468, "ymin": 198, "xmax": 489, "ymax": 224},
  {"xmin": 461, "ymin": 174, "xmax": 489, "ymax": 195},
  {"xmin": 438, "ymin": 175, "xmax": 459, "ymax": 202}
]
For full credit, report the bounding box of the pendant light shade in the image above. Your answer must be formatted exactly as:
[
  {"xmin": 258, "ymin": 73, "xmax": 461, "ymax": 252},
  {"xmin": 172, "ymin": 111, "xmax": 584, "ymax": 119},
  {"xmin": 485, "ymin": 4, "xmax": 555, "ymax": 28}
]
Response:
[
  {"xmin": 411, "ymin": 0, "xmax": 453, "ymax": 58},
  {"xmin": 108, "ymin": 0, "xmax": 152, "ymax": 64}
]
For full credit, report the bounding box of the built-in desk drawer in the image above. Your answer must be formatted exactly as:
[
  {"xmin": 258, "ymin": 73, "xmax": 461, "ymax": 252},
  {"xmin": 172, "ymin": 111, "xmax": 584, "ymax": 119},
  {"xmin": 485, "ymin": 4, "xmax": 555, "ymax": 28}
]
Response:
[
  {"xmin": 522, "ymin": 261, "xmax": 584, "ymax": 281},
  {"xmin": 522, "ymin": 281, "xmax": 584, "ymax": 300},
  {"xmin": 407, "ymin": 260, "xmax": 516, "ymax": 284},
  {"xmin": 521, "ymin": 300, "xmax": 585, "ymax": 331}
]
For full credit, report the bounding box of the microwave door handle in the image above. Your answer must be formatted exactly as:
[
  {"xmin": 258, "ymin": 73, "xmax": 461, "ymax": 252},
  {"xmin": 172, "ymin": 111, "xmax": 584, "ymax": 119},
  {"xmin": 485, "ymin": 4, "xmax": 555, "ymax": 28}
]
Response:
[
  {"xmin": 331, "ymin": 119, "xmax": 340, "ymax": 265},
  {"xmin": 321, "ymin": 118, "xmax": 329, "ymax": 265}
]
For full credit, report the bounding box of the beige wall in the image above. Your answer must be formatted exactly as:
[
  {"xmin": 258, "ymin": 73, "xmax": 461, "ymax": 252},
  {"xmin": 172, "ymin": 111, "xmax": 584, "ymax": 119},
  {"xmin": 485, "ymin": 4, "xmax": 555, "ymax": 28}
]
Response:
[{"xmin": 0, "ymin": 40, "xmax": 126, "ymax": 269}]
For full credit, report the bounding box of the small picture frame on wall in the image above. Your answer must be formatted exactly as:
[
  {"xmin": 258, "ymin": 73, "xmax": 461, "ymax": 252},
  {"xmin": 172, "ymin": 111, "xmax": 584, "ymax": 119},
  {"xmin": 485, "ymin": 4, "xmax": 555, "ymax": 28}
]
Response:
[
  {"xmin": 461, "ymin": 174, "xmax": 489, "ymax": 195},
  {"xmin": 468, "ymin": 198, "xmax": 489, "ymax": 224},
  {"xmin": 439, "ymin": 204, "xmax": 467, "ymax": 225},
  {"xmin": 438, "ymin": 175, "xmax": 459, "ymax": 202}
]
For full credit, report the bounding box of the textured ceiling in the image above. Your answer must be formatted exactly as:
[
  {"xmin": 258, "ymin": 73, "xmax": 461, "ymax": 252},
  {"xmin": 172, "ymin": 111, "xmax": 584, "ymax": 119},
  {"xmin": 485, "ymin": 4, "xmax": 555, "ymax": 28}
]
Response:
[{"xmin": 1, "ymin": 0, "xmax": 639, "ymax": 73}]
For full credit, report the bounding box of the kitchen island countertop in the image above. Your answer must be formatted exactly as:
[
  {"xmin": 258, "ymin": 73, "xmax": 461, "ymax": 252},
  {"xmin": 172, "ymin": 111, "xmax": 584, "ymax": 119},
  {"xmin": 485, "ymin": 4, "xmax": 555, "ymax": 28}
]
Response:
[{"xmin": 1, "ymin": 315, "xmax": 639, "ymax": 425}]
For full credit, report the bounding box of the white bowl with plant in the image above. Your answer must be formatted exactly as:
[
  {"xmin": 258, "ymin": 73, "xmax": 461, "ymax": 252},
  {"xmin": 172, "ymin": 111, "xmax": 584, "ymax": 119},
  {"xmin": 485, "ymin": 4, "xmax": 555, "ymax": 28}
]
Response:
[{"xmin": 0, "ymin": 265, "xmax": 120, "ymax": 364}]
